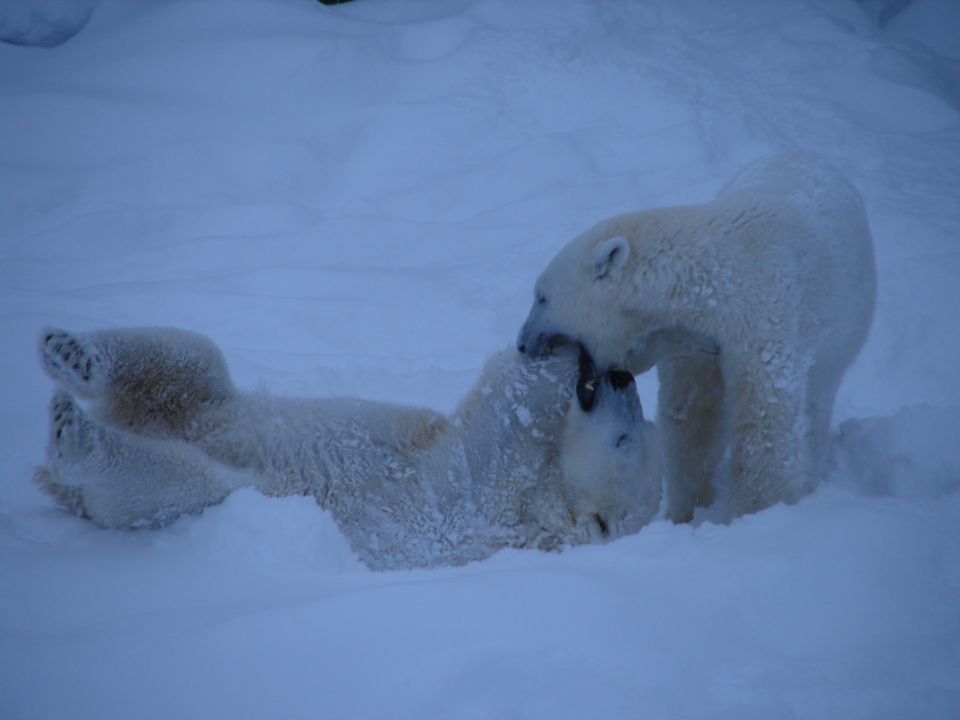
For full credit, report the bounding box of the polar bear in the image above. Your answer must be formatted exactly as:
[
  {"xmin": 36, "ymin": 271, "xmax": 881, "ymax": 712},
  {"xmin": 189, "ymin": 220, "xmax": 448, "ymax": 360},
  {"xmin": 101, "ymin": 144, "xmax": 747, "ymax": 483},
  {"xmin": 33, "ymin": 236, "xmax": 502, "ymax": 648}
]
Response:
[
  {"xmin": 35, "ymin": 327, "xmax": 661, "ymax": 569},
  {"xmin": 517, "ymin": 153, "xmax": 876, "ymax": 521}
]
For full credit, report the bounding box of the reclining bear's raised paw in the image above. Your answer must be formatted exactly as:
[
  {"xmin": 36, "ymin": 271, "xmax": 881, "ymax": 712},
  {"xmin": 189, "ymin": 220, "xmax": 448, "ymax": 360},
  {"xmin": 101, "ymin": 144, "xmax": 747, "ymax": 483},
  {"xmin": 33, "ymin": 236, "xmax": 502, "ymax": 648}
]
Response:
[{"xmin": 40, "ymin": 329, "xmax": 106, "ymax": 395}]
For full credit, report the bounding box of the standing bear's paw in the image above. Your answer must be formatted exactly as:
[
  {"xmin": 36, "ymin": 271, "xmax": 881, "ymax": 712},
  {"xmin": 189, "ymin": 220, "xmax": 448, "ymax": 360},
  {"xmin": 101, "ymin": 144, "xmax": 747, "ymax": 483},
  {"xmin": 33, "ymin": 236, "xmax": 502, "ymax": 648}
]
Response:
[{"xmin": 40, "ymin": 328, "xmax": 107, "ymax": 397}]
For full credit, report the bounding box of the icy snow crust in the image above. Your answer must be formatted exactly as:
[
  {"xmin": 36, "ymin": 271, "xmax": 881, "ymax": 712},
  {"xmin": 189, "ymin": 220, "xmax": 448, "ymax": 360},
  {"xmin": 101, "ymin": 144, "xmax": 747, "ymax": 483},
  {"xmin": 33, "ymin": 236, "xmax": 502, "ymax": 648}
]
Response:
[{"xmin": 1, "ymin": 1, "xmax": 958, "ymax": 718}]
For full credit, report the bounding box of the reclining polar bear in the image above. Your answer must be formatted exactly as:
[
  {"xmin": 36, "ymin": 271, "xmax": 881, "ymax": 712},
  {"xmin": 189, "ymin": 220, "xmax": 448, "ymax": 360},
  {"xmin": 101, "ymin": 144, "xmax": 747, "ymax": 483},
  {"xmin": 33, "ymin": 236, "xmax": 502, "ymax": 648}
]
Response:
[{"xmin": 35, "ymin": 327, "xmax": 661, "ymax": 569}]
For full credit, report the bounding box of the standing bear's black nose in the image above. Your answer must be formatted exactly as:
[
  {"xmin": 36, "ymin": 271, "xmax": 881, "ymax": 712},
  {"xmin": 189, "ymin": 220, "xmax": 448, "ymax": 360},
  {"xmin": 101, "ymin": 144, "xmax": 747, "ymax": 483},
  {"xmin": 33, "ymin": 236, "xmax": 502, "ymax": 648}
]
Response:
[
  {"xmin": 516, "ymin": 323, "xmax": 534, "ymax": 355},
  {"xmin": 516, "ymin": 322, "xmax": 549, "ymax": 358}
]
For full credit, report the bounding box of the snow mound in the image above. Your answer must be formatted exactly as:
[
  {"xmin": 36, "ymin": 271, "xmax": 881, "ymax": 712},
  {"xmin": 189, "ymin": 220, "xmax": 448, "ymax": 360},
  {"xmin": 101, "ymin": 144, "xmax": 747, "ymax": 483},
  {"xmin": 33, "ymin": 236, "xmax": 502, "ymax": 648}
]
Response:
[
  {"xmin": 0, "ymin": 0, "xmax": 97, "ymax": 47},
  {"xmin": 159, "ymin": 488, "xmax": 364, "ymax": 575},
  {"xmin": 887, "ymin": 0, "xmax": 960, "ymax": 60},
  {"xmin": 831, "ymin": 404, "xmax": 960, "ymax": 499}
]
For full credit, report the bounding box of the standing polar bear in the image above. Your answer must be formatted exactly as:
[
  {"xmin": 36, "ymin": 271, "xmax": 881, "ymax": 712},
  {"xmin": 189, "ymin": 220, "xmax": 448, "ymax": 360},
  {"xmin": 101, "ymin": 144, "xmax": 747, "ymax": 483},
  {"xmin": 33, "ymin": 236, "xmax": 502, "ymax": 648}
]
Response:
[
  {"xmin": 518, "ymin": 153, "xmax": 876, "ymax": 520},
  {"xmin": 35, "ymin": 327, "xmax": 661, "ymax": 569}
]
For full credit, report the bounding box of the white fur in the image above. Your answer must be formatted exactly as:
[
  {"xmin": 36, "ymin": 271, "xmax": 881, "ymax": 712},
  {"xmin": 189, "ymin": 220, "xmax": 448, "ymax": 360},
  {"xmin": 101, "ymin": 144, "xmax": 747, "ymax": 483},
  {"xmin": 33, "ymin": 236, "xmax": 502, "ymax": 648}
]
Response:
[
  {"xmin": 36, "ymin": 327, "xmax": 661, "ymax": 569},
  {"xmin": 518, "ymin": 153, "xmax": 876, "ymax": 520}
]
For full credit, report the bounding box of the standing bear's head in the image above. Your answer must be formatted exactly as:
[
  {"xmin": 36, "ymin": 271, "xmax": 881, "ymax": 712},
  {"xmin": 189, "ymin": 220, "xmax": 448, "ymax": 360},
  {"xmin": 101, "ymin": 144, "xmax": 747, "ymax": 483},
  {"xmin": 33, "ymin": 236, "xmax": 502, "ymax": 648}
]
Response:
[
  {"xmin": 517, "ymin": 214, "xmax": 718, "ymax": 376},
  {"xmin": 517, "ymin": 220, "xmax": 641, "ymax": 373}
]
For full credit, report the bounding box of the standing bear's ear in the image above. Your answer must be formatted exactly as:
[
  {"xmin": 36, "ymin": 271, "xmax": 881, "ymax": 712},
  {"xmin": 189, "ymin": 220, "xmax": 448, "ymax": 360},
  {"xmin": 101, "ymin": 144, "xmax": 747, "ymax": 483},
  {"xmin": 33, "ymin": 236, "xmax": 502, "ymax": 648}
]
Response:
[{"xmin": 591, "ymin": 236, "xmax": 630, "ymax": 281}]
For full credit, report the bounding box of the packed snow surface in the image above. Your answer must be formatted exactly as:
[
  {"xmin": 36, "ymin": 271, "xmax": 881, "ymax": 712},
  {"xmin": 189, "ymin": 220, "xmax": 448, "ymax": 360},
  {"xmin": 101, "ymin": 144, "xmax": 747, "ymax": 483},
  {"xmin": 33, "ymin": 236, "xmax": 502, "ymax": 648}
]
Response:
[{"xmin": 1, "ymin": 1, "xmax": 958, "ymax": 718}]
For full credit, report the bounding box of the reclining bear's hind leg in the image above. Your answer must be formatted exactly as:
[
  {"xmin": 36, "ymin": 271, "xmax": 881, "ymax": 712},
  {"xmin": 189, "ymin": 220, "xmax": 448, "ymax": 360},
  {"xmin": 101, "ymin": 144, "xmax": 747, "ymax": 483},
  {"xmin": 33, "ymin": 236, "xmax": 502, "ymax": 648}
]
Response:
[
  {"xmin": 35, "ymin": 390, "xmax": 251, "ymax": 529},
  {"xmin": 33, "ymin": 390, "xmax": 101, "ymax": 519},
  {"xmin": 35, "ymin": 390, "xmax": 134, "ymax": 523},
  {"xmin": 39, "ymin": 327, "xmax": 236, "ymax": 438}
]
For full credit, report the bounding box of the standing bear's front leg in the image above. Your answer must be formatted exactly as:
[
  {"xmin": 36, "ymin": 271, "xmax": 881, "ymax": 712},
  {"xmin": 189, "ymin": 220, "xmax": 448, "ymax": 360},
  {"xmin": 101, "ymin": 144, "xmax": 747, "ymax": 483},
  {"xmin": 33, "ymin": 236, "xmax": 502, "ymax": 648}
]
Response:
[
  {"xmin": 657, "ymin": 352, "xmax": 726, "ymax": 523},
  {"xmin": 40, "ymin": 327, "xmax": 236, "ymax": 438},
  {"xmin": 725, "ymin": 351, "xmax": 811, "ymax": 518}
]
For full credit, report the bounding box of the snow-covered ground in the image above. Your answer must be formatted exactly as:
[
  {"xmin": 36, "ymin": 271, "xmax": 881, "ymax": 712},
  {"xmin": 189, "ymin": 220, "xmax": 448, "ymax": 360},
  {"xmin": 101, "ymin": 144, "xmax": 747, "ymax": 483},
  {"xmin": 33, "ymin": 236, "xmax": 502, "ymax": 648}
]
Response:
[{"xmin": 1, "ymin": 0, "xmax": 959, "ymax": 717}]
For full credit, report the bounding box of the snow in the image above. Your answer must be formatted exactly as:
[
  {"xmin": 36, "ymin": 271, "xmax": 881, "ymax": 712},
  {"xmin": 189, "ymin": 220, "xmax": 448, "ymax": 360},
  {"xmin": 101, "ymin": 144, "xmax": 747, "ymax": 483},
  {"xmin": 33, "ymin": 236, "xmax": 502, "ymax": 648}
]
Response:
[{"xmin": 1, "ymin": 0, "xmax": 958, "ymax": 718}]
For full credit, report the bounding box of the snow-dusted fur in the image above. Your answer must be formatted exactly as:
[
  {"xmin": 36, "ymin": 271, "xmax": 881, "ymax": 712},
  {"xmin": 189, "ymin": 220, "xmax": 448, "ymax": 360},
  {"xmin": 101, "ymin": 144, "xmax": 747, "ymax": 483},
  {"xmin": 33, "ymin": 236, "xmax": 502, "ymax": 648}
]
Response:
[
  {"xmin": 518, "ymin": 153, "xmax": 876, "ymax": 521},
  {"xmin": 36, "ymin": 327, "xmax": 661, "ymax": 569}
]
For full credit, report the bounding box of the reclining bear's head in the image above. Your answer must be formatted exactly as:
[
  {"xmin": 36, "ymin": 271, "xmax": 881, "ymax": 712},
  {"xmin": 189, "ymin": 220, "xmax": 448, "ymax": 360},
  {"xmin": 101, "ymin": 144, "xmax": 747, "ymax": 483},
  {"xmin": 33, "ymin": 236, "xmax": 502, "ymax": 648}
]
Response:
[{"xmin": 560, "ymin": 356, "xmax": 661, "ymax": 540}]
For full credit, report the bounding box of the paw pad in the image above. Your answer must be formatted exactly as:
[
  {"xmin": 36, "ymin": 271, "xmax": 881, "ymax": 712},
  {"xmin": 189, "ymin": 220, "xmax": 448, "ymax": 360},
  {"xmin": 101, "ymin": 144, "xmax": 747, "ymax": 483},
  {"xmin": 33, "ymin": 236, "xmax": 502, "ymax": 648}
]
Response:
[{"xmin": 40, "ymin": 329, "xmax": 104, "ymax": 390}]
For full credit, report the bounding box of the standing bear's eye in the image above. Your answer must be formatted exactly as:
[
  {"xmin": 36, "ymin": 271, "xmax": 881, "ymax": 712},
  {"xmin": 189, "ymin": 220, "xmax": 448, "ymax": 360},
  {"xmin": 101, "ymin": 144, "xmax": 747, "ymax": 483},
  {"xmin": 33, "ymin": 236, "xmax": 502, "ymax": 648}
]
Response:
[{"xmin": 537, "ymin": 294, "xmax": 547, "ymax": 306}]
